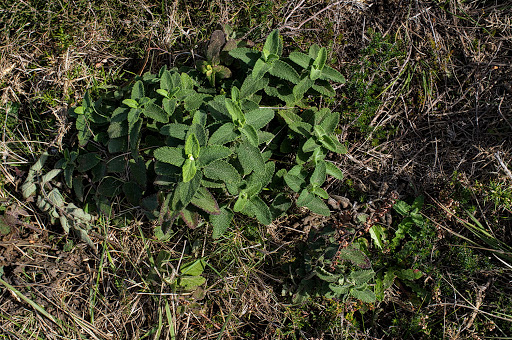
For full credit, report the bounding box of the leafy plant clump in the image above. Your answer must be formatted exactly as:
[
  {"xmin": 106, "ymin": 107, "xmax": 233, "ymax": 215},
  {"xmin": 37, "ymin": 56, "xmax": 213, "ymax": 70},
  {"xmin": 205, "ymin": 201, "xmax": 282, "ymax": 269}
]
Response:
[{"xmin": 22, "ymin": 29, "xmax": 347, "ymax": 244}]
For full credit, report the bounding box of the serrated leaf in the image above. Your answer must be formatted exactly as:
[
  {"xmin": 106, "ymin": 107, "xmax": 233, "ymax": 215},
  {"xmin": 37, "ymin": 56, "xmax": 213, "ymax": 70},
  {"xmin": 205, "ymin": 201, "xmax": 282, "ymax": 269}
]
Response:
[
  {"xmin": 239, "ymin": 76, "xmax": 268, "ymax": 99},
  {"xmin": 311, "ymin": 186, "xmax": 329, "ymax": 199},
  {"xmin": 160, "ymin": 123, "xmax": 188, "ymax": 139},
  {"xmin": 182, "ymin": 158, "xmax": 197, "ymax": 182},
  {"xmin": 245, "ymin": 108, "xmax": 274, "ymax": 130},
  {"xmin": 190, "ymin": 187, "xmax": 220, "ymax": 215},
  {"xmin": 108, "ymin": 137, "xmax": 128, "ymax": 153},
  {"xmin": 320, "ymin": 65, "xmax": 346, "ymax": 83},
  {"xmin": 393, "ymin": 201, "xmax": 411, "ymax": 216},
  {"xmin": 180, "ymin": 207, "xmax": 199, "ymax": 229},
  {"xmin": 225, "ymin": 98, "xmax": 245, "ymax": 125},
  {"xmin": 302, "ymin": 137, "xmax": 319, "ymax": 153},
  {"xmin": 163, "ymin": 98, "xmax": 176, "ymax": 116},
  {"xmin": 97, "ymin": 177, "xmax": 123, "ymax": 197},
  {"xmin": 315, "ymin": 108, "xmax": 339, "ymax": 134},
  {"xmin": 269, "ymin": 60, "xmax": 300, "ymax": 84},
  {"xmin": 160, "ymin": 70, "xmax": 173, "ymax": 90},
  {"xmin": 108, "ymin": 121, "xmax": 128, "ymax": 139},
  {"xmin": 41, "ymin": 169, "xmax": 61, "ymax": 185},
  {"xmin": 312, "ymin": 82, "xmax": 335, "ymax": 97},
  {"xmin": 77, "ymin": 153, "xmax": 101, "ymax": 172},
  {"xmin": 338, "ymin": 247, "xmax": 370, "ymax": 268},
  {"xmin": 315, "ymin": 267, "xmax": 339, "ymax": 283},
  {"xmin": 177, "ymin": 170, "xmax": 202, "ymax": 208},
  {"xmin": 177, "ymin": 276, "xmax": 206, "ymax": 290},
  {"xmin": 397, "ymin": 268, "xmax": 423, "ymax": 281},
  {"xmin": 211, "ymin": 207, "xmax": 234, "ymax": 239},
  {"xmin": 123, "ymin": 181, "xmax": 142, "ymax": 205},
  {"xmin": 208, "ymin": 123, "xmax": 239, "ymax": 145},
  {"xmin": 203, "ymin": 160, "xmax": 241, "ymax": 195},
  {"xmin": 143, "ymin": 103, "xmax": 168, "ymax": 123},
  {"xmin": 293, "ymin": 76, "xmax": 314, "ymax": 101},
  {"xmin": 289, "ymin": 51, "xmax": 313, "ymax": 69},
  {"xmin": 123, "ymin": 98, "xmax": 138, "ymax": 109},
  {"xmin": 269, "ymin": 193, "xmax": 292, "ymax": 219},
  {"xmin": 185, "ymin": 133, "xmax": 200, "ymax": 159},
  {"xmin": 76, "ymin": 115, "xmax": 92, "ymax": 146},
  {"xmin": 369, "ymin": 225, "xmax": 386, "ymax": 249},
  {"xmin": 350, "ymin": 270, "xmax": 375, "ymax": 285},
  {"xmin": 325, "ymin": 162, "xmax": 344, "ymax": 180},
  {"xmin": 263, "ymin": 29, "xmax": 282, "ymax": 59},
  {"xmin": 237, "ymin": 141, "xmax": 265, "ymax": 175},
  {"xmin": 310, "ymin": 161, "xmax": 326, "ymax": 186},
  {"xmin": 184, "ymin": 93, "xmax": 211, "ymax": 112},
  {"xmin": 131, "ymin": 80, "xmax": 144, "ymax": 100},
  {"xmin": 297, "ymin": 189, "xmax": 330, "ymax": 216},
  {"xmin": 228, "ymin": 47, "xmax": 260, "ymax": 66},
  {"xmin": 313, "ymin": 47, "xmax": 327, "ymax": 71},
  {"xmin": 246, "ymin": 196, "xmax": 272, "ymax": 225},
  {"xmin": 197, "ymin": 145, "xmax": 232, "ymax": 167},
  {"xmin": 240, "ymin": 124, "xmax": 259, "ymax": 147},
  {"xmin": 252, "ymin": 58, "xmax": 272, "ymax": 79},
  {"xmin": 154, "ymin": 147, "xmax": 185, "ymax": 167},
  {"xmin": 349, "ymin": 287, "xmax": 376, "ymax": 303}
]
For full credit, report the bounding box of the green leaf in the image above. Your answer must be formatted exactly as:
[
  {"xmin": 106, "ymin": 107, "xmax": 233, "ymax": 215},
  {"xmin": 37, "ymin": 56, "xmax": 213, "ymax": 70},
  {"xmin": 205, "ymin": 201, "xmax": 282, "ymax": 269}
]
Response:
[
  {"xmin": 240, "ymin": 124, "xmax": 259, "ymax": 147},
  {"xmin": 225, "ymin": 98, "xmax": 245, "ymax": 125},
  {"xmin": 310, "ymin": 186, "xmax": 329, "ymax": 199},
  {"xmin": 313, "ymin": 47, "xmax": 327, "ymax": 71},
  {"xmin": 177, "ymin": 276, "xmax": 206, "ymax": 290},
  {"xmin": 246, "ymin": 196, "xmax": 272, "ymax": 225},
  {"xmin": 269, "ymin": 60, "xmax": 300, "ymax": 84},
  {"xmin": 197, "ymin": 145, "xmax": 232, "ymax": 167},
  {"xmin": 163, "ymin": 98, "xmax": 176, "ymax": 116},
  {"xmin": 252, "ymin": 58, "xmax": 272, "ymax": 79},
  {"xmin": 269, "ymin": 193, "xmax": 292, "ymax": 219},
  {"xmin": 263, "ymin": 29, "xmax": 282, "ymax": 60},
  {"xmin": 284, "ymin": 166, "xmax": 307, "ymax": 192},
  {"xmin": 239, "ymin": 76, "xmax": 269, "ymax": 100},
  {"xmin": 180, "ymin": 207, "xmax": 199, "ymax": 229},
  {"xmin": 190, "ymin": 186, "xmax": 220, "ymax": 215},
  {"xmin": 369, "ymin": 225, "xmax": 386, "ymax": 249},
  {"xmin": 293, "ymin": 76, "xmax": 314, "ymax": 101},
  {"xmin": 208, "ymin": 123, "xmax": 239, "ymax": 145},
  {"xmin": 108, "ymin": 121, "xmax": 128, "ymax": 139},
  {"xmin": 312, "ymin": 82, "xmax": 335, "ymax": 97},
  {"xmin": 123, "ymin": 181, "xmax": 142, "ymax": 205},
  {"xmin": 182, "ymin": 158, "xmax": 197, "ymax": 182},
  {"xmin": 154, "ymin": 147, "xmax": 185, "ymax": 167},
  {"xmin": 234, "ymin": 193, "xmax": 249, "ymax": 213},
  {"xmin": 97, "ymin": 177, "xmax": 123, "ymax": 197},
  {"xmin": 397, "ymin": 268, "xmax": 423, "ymax": 281},
  {"xmin": 350, "ymin": 287, "xmax": 376, "ymax": 303},
  {"xmin": 302, "ymin": 137, "xmax": 319, "ymax": 153},
  {"xmin": 349, "ymin": 269, "xmax": 375, "ymax": 285},
  {"xmin": 76, "ymin": 114, "xmax": 92, "ymax": 147},
  {"xmin": 122, "ymin": 98, "xmax": 138, "ymax": 109},
  {"xmin": 245, "ymin": 108, "xmax": 274, "ymax": 130},
  {"xmin": 393, "ymin": 200, "xmax": 411, "ymax": 216},
  {"xmin": 177, "ymin": 170, "xmax": 202, "ymax": 208},
  {"xmin": 143, "ymin": 103, "xmax": 168, "ymax": 123},
  {"xmin": 77, "ymin": 153, "xmax": 101, "ymax": 172},
  {"xmin": 129, "ymin": 157, "xmax": 147, "ymax": 188},
  {"xmin": 337, "ymin": 247, "xmax": 370, "ymax": 268},
  {"xmin": 203, "ymin": 160, "xmax": 241, "ymax": 195},
  {"xmin": 237, "ymin": 141, "xmax": 265, "ymax": 175},
  {"xmin": 185, "ymin": 133, "xmax": 200, "ymax": 159},
  {"xmin": 131, "ymin": 80, "xmax": 145, "ymax": 100},
  {"xmin": 181, "ymin": 259, "xmax": 206, "ymax": 276},
  {"xmin": 325, "ymin": 162, "xmax": 344, "ymax": 180},
  {"xmin": 310, "ymin": 160, "xmax": 326, "ymax": 186},
  {"xmin": 211, "ymin": 207, "xmax": 234, "ymax": 239},
  {"xmin": 289, "ymin": 51, "xmax": 313, "ymax": 69},
  {"xmin": 160, "ymin": 123, "xmax": 188, "ymax": 139},
  {"xmin": 297, "ymin": 189, "xmax": 330, "ymax": 216},
  {"xmin": 320, "ymin": 65, "xmax": 346, "ymax": 83},
  {"xmin": 315, "ymin": 108, "xmax": 339, "ymax": 134},
  {"xmin": 184, "ymin": 93, "xmax": 211, "ymax": 112},
  {"xmin": 228, "ymin": 47, "xmax": 260, "ymax": 65}
]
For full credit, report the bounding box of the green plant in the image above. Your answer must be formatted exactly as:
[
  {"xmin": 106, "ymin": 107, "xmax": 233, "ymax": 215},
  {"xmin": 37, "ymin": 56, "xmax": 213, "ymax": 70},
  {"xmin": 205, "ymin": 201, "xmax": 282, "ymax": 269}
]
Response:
[
  {"xmin": 21, "ymin": 29, "xmax": 346, "ymax": 244},
  {"xmin": 289, "ymin": 226, "xmax": 377, "ymax": 304}
]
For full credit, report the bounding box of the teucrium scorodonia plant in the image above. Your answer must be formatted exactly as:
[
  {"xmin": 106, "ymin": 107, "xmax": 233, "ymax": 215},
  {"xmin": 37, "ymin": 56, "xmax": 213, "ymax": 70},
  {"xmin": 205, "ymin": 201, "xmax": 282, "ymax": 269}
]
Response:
[{"xmin": 23, "ymin": 29, "xmax": 347, "ymax": 242}]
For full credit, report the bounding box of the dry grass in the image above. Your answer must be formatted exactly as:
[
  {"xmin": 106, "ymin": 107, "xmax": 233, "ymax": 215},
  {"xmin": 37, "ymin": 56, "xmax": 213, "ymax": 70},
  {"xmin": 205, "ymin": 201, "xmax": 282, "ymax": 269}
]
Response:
[{"xmin": 1, "ymin": 0, "xmax": 512, "ymax": 339}]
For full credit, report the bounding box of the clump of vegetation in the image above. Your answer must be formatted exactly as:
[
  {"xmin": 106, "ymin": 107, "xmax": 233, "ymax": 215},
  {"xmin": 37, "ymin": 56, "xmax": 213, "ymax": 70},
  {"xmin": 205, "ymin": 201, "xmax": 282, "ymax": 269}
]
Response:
[{"xmin": 21, "ymin": 29, "xmax": 346, "ymax": 245}]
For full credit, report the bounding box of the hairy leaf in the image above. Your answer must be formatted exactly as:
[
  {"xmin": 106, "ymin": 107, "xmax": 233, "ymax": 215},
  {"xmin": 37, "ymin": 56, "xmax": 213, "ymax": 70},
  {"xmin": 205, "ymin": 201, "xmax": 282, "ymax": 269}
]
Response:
[
  {"xmin": 143, "ymin": 103, "xmax": 168, "ymax": 123},
  {"xmin": 154, "ymin": 147, "xmax": 185, "ymax": 167},
  {"xmin": 237, "ymin": 141, "xmax": 265, "ymax": 175},
  {"xmin": 160, "ymin": 123, "xmax": 189, "ymax": 139},
  {"xmin": 297, "ymin": 189, "xmax": 330, "ymax": 216},
  {"xmin": 190, "ymin": 186, "xmax": 220, "ymax": 215},
  {"xmin": 211, "ymin": 207, "xmax": 234, "ymax": 239},
  {"xmin": 325, "ymin": 162, "xmax": 344, "ymax": 181},
  {"xmin": 203, "ymin": 160, "xmax": 241, "ymax": 195},
  {"xmin": 289, "ymin": 51, "xmax": 313, "ymax": 69},
  {"xmin": 269, "ymin": 60, "xmax": 300, "ymax": 84},
  {"xmin": 197, "ymin": 145, "xmax": 232, "ymax": 167},
  {"xmin": 208, "ymin": 123, "xmax": 238, "ymax": 145}
]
